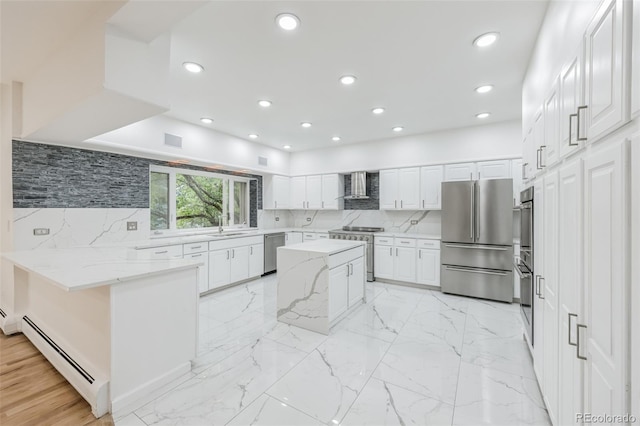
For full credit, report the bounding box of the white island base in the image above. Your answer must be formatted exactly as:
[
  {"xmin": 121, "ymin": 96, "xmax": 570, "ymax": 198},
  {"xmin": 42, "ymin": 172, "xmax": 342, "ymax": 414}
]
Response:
[{"xmin": 276, "ymin": 240, "xmax": 366, "ymax": 335}]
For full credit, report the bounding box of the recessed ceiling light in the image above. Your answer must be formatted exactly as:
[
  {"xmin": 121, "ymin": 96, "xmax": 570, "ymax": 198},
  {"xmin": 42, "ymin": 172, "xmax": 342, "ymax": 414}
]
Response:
[
  {"xmin": 475, "ymin": 85, "xmax": 494, "ymax": 94},
  {"xmin": 283, "ymin": 145, "xmax": 291, "ymax": 149},
  {"xmin": 473, "ymin": 32, "xmax": 499, "ymax": 47},
  {"xmin": 200, "ymin": 117, "xmax": 213, "ymax": 124},
  {"xmin": 392, "ymin": 126, "xmax": 404, "ymax": 132},
  {"xmin": 332, "ymin": 136, "xmax": 341, "ymax": 142},
  {"xmin": 372, "ymin": 107, "xmax": 385, "ymax": 115},
  {"xmin": 258, "ymin": 100, "xmax": 272, "ymax": 107},
  {"xmin": 301, "ymin": 122, "xmax": 312, "ymax": 128},
  {"xmin": 248, "ymin": 134, "xmax": 258, "ymax": 139},
  {"xmin": 476, "ymin": 112, "xmax": 491, "ymax": 119},
  {"xmin": 276, "ymin": 13, "xmax": 300, "ymax": 31},
  {"xmin": 183, "ymin": 62, "xmax": 204, "ymax": 73},
  {"xmin": 339, "ymin": 75, "xmax": 357, "ymax": 85}
]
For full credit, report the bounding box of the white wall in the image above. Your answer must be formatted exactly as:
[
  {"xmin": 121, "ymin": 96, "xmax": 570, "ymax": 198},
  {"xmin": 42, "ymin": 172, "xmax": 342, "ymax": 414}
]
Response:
[
  {"xmin": 289, "ymin": 120, "xmax": 521, "ymax": 175},
  {"xmin": 85, "ymin": 115, "xmax": 291, "ymax": 175}
]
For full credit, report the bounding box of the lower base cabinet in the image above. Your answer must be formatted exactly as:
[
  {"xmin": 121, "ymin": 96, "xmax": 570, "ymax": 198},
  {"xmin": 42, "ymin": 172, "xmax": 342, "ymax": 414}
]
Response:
[
  {"xmin": 329, "ymin": 255, "xmax": 365, "ymax": 321},
  {"xmin": 416, "ymin": 248, "xmax": 440, "ymax": 287},
  {"xmin": 249, "ymin": 244, "xmax": 264, "ymax": 277},
  {"xmin": 209, "ymin": 249, "xmax": 232, "ymax": 290},
  {"xmin": 184, "ymin": 252, "xmax": 209, "ymax": 293},
  {"xmin": 374, "ymin": 237, "xmax": 440, "ymax": 287}
]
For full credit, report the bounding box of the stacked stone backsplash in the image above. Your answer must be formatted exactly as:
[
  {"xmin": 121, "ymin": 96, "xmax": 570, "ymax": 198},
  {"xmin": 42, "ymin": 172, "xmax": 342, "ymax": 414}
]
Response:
[{"xmin": 12, "ymin": 140, "xmax": 262, "ymax": 250}]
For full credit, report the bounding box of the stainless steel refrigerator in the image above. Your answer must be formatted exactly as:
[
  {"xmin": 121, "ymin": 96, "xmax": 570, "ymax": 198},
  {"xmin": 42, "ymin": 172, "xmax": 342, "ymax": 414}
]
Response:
[{"xmin": 440, "ymin": 178, "xmax": 514, "ymax": 302}]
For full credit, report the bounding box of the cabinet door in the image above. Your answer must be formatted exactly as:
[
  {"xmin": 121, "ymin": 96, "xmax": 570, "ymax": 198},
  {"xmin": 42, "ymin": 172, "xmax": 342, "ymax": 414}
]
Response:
[
  {"xmin": 321, "ymin": 174, "xmax": 341, "ymax": 210},
  {"xmin": 584, "ymin": 0, "xmax": 627, "ymax": 141},
  {"xmin": 398, "ymin": 167, "xmax": 420, "ymax": 209},
  {"xmin": 477, "ymin": 160, "xmax": 511, "ymax": 180},
  {"xmin": 416, "ymin": 249, "xmax": 440, "ymax": 287},
  {"xmin": 533, "ymin": 181, "xmax": 545, "ymax": 385},
  {"xmin": 558, "ymin": 158, "xmax": 584, "ymax": 426},
  {"xmin": 583, "ymin": 140, "xmax": 628, "ymax": 419},
  {"xmin": 348, "ymin": 257, "xmax": 365, "ymax": 307},
  {"xmin": 511, "ymin": 159, "xmax": 523, "ymax": 206},
  {"xmin": 248, "ymin": 244, "xmax": 264, "ymax": 277},
  {"xmin": 379, "ymin": 169, "xmax": 399, "ymax": 210},
  {"xmin": 306, "ymin": 175, "xmax": 323, "ymax": 209},
  {"xmin": 394, "ymin": 246, "xmax": 416, "ymax": 282},
  {"xmin": 185, "ymin": 252, "xmax": 208, "ymax": 293},
  {"xmin": 374, "ymin": 244, "xmax": 394, "ymax": 280},
  {"xmin": 273, "ymin": 175, "xmax": 290, "ymax": 209},
  {"xmin": 329, "ymin": 265, "xmax": 349, "ymax": 320},
  {"xmin": 542, "ymin": 172, "xmax": 559, "ymax": 425},
  {"xmin": 290, "ymin": 176, "xmax": 307, "ymax": 209},
  {"xmin": 543, "ymin": 78, "xmax": 560, "ymax": 167},
  {"xmin": 560, "ymin": 48, "xmax": 584, "ymax": 159},
  {"xmin": 303, "ymin": 232, "xmax": 317, "ymax": 242},
  {"xmin": 285, "ymin": 232, "xmax": 303, "ymax": 245},
  {"xmin": 420, "ymin": 165, "xmax": 443, "ymax": 209},
  {"xmin": 209, "ymin": 249, "xmax": 231, "ymax": 289},
  {"xmin": 533, "ymin": 109, "xmax": 545, "ymax": 176},
  {"xmin": 444, "ymin": 163, "xmax": 476, "ymax": 181},
  {"xmin": 523, "ymin": 128, "xmax": 535, "ymax": 181},
  {"xmin": 229, "ymin": 246, "xmax": 249, "ymax": 283}
]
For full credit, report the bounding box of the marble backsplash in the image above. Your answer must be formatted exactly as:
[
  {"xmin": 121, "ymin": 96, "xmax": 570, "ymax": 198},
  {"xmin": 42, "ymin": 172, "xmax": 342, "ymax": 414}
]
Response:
[{"xmin": 13, "ymin": 208, "xmax": 151, "ymax": 251}]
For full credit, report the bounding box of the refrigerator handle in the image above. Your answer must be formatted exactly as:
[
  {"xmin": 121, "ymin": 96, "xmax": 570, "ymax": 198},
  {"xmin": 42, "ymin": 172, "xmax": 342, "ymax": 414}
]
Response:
[
  {"xmin": 475, "ymin": 181, "xmax": 480, "ymax": 241},
  {"xmin": 470, "ymin": 184, "xmax": 474, "ymax": 240}
]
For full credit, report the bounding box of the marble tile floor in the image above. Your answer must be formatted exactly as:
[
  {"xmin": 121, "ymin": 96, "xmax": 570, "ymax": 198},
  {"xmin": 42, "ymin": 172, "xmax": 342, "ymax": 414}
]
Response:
[{"xmin": 115, "ymin": 275, "xmax": 550, "ymax": 426}]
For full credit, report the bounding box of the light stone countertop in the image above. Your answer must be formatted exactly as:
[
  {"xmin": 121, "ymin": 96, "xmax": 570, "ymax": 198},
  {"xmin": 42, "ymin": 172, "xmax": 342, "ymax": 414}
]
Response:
[
  {"xmin": 2, "ymin": 247, "xmax": 203, "ymax": 292},
  {"xmin": 375, "ymin": 232, "xmax": 441, "ymax": 240},
  {"xmin": 278, "ymin": 239, "xmax": 365, "ymax": 255}
]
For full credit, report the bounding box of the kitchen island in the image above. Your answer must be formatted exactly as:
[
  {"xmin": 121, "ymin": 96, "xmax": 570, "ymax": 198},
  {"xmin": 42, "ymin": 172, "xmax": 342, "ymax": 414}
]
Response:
[
  {"xmin": 277, "ymin": 239, "xmax": 366, "ymax": 335},
  {"xmin": 1, "ymin": 247, "xmax": 202, "ymax": 418}
]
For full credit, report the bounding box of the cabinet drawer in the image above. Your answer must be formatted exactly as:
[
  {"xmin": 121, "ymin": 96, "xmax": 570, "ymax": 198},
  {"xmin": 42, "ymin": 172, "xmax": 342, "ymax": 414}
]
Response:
[
  {"xmin": 329, "ymin": 245, "xmax": 365, "ymax": 269},
  {"xmin": 394, "ymin": 238, "xmax": 416, "ymax": 247},
  {"xmin": 208, "ymin": 235, "xmax": 262, "ymax": 251},
  {"xmin": 317, "ymin": 233, "xmax": 329, "ymax": 239},
  {"xmin": 139, "ymin": 244, "xmax": 183, "ymax": 258},
  {"xmin": 374, "ymin": 236, "xmax": 393, "ymax": 246},
  {"xmin": 417, "ymin": 239, "xmax": 440, "ymax": 249},
  {"xmin": 184, "ymin": 242, "xmax": 207, "ymax": 254}
]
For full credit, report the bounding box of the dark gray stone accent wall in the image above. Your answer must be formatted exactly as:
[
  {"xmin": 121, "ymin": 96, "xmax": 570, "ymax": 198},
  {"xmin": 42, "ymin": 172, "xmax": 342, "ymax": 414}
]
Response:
[
  {"xmin": 12, "ymin": 140, "xmax": 262, "ymax": 226},
  {"xmin": 344, "ymin": 172, "xmax": 379, "ymax": 210}
]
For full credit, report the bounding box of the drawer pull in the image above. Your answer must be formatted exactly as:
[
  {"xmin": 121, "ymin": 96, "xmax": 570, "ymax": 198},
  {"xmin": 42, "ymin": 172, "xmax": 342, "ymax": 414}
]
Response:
[
  {"xmin": 444, "ymin": 244, "xmax": 507, "ymax": 251},
  {"xmin": 445, "ymin": 266, "xmax": 507, "ymax": 276},
  {"xmin": 191, "ymin": 245, "xmax": 202, "ymax": 249},
  {"xmin": 155, "ymin": 250, "xmax": 168, "ymax": 254},
  {"xmin": 191, "ymin": 254, "xmax": 202, "ymax": 258}
]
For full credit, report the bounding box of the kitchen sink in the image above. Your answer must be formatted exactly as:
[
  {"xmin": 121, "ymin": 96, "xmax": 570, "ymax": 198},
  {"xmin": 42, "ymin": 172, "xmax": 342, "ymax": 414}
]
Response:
[{"xmin": 208, "ymin": 232, "xmax": 249, "ymax": 238}]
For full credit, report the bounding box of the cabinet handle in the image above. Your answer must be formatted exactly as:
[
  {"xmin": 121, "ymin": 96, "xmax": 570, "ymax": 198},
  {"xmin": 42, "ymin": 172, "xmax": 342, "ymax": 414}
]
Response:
[
  {"xmin": 389, "ymin": 247, "xmax": 392, "ymax": 256},
  {"xmin": 535, "ymin": 275, "xmax": 540, "ymax": 296},
  {"xmin": 576, "ymin": 323, "xmax": 587, "ymax": 360},
  {"xmin": 536, "ymin": 148, "xmax": 542, "ymax": 170},
  {"xmin": 401, "ymin": 200, "xmax": 403, "ymax": 208},
  {"xmin": 349, "ymin": 263, "xmax": 353, "ymax": 276},
  {"xmin": 346, "ymin": 264, "xmax": 350, "ymax": 277},
  {"xmin": 568, "ymin": 313, "xmax": 578, "ymax": 346},
  {"xmin": 191, "ymin": 245, "xmax": 202, "ymax": 249},
  {"xmin": 422, "ymin": 200, "xmax": 425, "ymax": 209},
  {"xmin": 226, "ymin": 250, "xmax": 229, "ymax": 260},
  {"xmin": 322, "ymin": 201, "xmax": 324, "ymax": 208},
  {"xmin": 395, "ymin": 200, "xmax": 397, "ymax": 209},
  {"xmin": 250, "ymin": 246, "xmax": 253, "ymax": 255},
  {"xmin": 192, "ymin": 254, "xmax": 202, "ymax": 258},
  {"xmin": 568, "ymin": 113, "xmax": 579, "ymax": 146},
  {"xmin": 522, "ymin": 163, "xmax": 527, "ymax": 180},
  {"xmin": 538, "ymin": 277, "xmax": 545, "ymax": 299},
  {"xmin": 395, "ymin": 248, "xmax": 398, "ymax": 256},
  {"xmin": 275, "ymin": 201, "xmax": 277, "ymax": 209},
  {"xmin": 232, "ymin": 249, "xmax": 235, "ymax": 258},
  {"xmin": 540, "ymin": 146, "xmax": 546, "ymax": 168},
  {"xmin": 155, "ymin": 250, "xmax": 168, "ymax": 254},
  {"xmin": 418, "ymin": 249, "xmax": 422, "ymax": 259},
  {"xmin": 576, "ymin": 105, "xmax": 588, "ymax": 141}
]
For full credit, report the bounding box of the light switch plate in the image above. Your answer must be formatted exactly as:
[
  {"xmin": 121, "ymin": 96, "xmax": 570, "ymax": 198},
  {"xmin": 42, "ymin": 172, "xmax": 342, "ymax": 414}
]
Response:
[
  {"xmin": 127, "ymin": 221, "xmax": 138, "ymax": 231},
  {"xmin": 411, "ymin": 220, "xmax": 418, "ymax": 225},
  {"xmin": 33, "ymin": 228, "xmax": 50, "ymax": 236},
  {"xmin": 306, "ymin": 217, "xmax": 312, "ymax": 222},
  {"xmin": 275, "ymin": 217, "xmax": 280, "ymax": 222}
]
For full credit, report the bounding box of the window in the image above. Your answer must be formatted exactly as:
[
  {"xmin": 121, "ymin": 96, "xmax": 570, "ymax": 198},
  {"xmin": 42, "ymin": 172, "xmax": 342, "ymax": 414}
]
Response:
[{"xmin": 150, "ymin": 165, "xmax": 251, "ymax": 232}]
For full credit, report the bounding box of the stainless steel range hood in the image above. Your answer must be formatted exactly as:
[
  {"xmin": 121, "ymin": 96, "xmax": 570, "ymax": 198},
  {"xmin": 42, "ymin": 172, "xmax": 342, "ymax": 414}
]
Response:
[{"xmin": 344, "ymin": 171, "xmax": 369, "ymax": 199}]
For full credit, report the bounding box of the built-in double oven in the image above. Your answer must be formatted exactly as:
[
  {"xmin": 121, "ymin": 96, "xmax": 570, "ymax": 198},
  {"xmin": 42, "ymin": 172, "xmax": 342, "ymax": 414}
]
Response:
[{"xmin": 515, "ymin": 187, "xmax": 534, "ymax": 345}]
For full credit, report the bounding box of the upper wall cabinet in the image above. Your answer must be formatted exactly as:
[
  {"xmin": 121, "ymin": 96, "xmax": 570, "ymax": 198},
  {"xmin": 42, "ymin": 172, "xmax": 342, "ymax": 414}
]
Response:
[
  {"xmin": 380, "ymin": 167, "xmax": 420, "ymax": 210},
  {"xmin": 290, "ymin": 174, "xmax": 344, "ymax": 210},
  {"xmin": 632, "ymin": 0, "xmax": 640, "ymax": 118},
  {"xmin": 543, "ymin": 77, "xmax": 560, "ymax": 167},
  {"xmin": 263, "ymin": 175, "xmax": 290, "ymax": 210},
  {"xmin": 443, "ymin": 162, "xmax": 477, "ymax": 181},
  {"xmin": 476, "ymin": 160, "xmax": 512, "ymax": 180},
  {"xmin": 583, "ymin": 0, "xmax": 630, "ymax": 142},
  {"xmin": 533, "ymin": 107, "xmax": 546, "ymax": 177},
  {"xmin": 523, "ymin": 128, "xmax": 534, "ymax": 182},
  {"xmin": 559, "ymin": 45, "xmax": 585, "ymax": 159},
  {"xmin": 420, "ymin": 165, "xmax": 443, "ymax": 210},
  {"xmin": 512, "ymin": 159, "xmax": 523, "ymax": 206}
]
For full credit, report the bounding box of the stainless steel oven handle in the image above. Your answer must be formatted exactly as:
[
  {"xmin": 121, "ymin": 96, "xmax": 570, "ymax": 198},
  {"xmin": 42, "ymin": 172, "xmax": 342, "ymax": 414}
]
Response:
[
  {"xmin": 513, "ymin": 262, "xmax": 531, "ymax": 279},
  {"xmin": 444, "ymin": 244, "xmax": 508, "ymax": 251},
  {"xmin": 445, "ymin": 266, "xmax": 507, "ymax": 276}
]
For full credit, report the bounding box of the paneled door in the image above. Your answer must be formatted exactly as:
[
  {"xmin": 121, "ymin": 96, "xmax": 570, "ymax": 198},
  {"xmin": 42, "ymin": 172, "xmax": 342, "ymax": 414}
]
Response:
[
  {"xmin": 532, "ymin": 181, "xmax": 544, "ymax": 385},
  {"xmin": 543, "ymin": 78, "xmax": 560, "ymax": 166},
  {"xmin": 559, "ymin": 46, "xmax": 584, "ymax": 159}
]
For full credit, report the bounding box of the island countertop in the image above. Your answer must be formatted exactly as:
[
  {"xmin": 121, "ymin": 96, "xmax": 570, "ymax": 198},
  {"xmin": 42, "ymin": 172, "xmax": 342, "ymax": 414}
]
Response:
[
  {"xmin": 2, "ymin": 246, "xmax": 203, "ymax": 292},
  {"xmin": 278, "ymin": 239, "xmax": 365, "ymax": 255}
]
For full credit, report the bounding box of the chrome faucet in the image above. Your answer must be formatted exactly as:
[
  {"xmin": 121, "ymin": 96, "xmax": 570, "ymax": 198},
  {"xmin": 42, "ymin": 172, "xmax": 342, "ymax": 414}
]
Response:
[{"xmin": 218, "ymin": 224, "xmax": 223, "ymax": 234}]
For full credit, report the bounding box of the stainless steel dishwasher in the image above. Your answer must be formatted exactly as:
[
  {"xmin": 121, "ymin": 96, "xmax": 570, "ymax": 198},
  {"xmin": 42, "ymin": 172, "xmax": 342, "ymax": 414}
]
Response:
[{"xmin": 264, "ymin": 232, "xmax": 285, "ymax": 274}]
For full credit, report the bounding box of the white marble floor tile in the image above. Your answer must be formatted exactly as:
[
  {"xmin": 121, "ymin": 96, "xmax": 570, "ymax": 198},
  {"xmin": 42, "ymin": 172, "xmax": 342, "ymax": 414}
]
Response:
[
  {"xmin": 135, "ymin": 338, "xmax": 307, "ymax": 426},
  {"xmin": 452, "ymin": 362, "xmax": 550, "ymax": 426},
  {"xmin": 266, "ymin": 329, "xmax": 391, "ymax": 424},
  {"xmin": 399, "ymin": 306, "xmax": 466, "ymax": 356},
  {"xmin": 115, "ymin": 413, "xmax": 148, "ymax": 426},
  {"xmin": 335, "ymin": 297, "xmax": 416, "ymax": 343},
  {"xmin": 262, "ymin": 322, "xmax": 328, "ymax": 353},
  {"xmin": 461, "ymin": 331, "xmax": 536, "ymax": 379},
  {"xmin": 418, "ymin": 290, "xmax": 470, "ymax": 314},
  {"xmin": 340, "ymin": 377, "xmax": 454, "ymax": 426},
  {"xmin": 226, "ymin": 394, "xmax": 322, "ymax": 426},
  {"xmin": 373, "ymin": 284, "xmax": 426, "ymax": 306},
  {"xmin": 464, "ymin": 309, "xmax": 525, "ymax": 340},
  {"xmin": 373, "ymin": 337, "xmax": 461, "ymax": 405}
]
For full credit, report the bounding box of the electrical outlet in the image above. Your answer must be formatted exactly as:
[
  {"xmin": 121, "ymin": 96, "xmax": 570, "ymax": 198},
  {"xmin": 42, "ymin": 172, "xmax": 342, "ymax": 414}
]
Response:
[
  {"xmin": 275, "ymin": 217, "xmax": 280, "ymax": 222},
  {"xmin": 410, "ymin": 220, "xmax": 418, "ymax": 225},
  {"xmin": 33, "ymin": 228, "xmax": 50, "ymax": 236},
  {"xmin": 127, "ymin": 221, "xmax": 138, "ymax": 231},
  {"xmin": 306, "ymin": 217, "xmax": 312, "ymax": 222}
]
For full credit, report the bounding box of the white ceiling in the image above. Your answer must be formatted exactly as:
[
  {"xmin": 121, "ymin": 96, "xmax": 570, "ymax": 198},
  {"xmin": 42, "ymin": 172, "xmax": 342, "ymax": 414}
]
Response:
[{"xmin": 164, "ymin": 1, "xmax": 548, "ymax": 151}]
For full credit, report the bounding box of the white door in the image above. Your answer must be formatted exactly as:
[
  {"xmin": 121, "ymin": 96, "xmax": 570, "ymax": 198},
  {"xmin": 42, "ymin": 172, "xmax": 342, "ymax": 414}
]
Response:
[
  {"xmin": 394, "ymin": 246, "xmax": 416, "ymax": 282},
  {"xmin": 533, "ymin": 108, "xmax": 545, "ymax": 176},
  {"xmin": 348, "ymin": 257, "xmax": 365, "ymax": 307},
  {"xmin": 273, "ymin": 175, "xmax": 290, "ymax": 209},
  {"xmin": 583, "ymin": 139, "xmax": 628, "ymax": 419},
  {"xmin": 558, "ymin": 158, "xmax": 584, "ymax": 426},
  {"xmin": 542, "ymin": 172, "xmax": 559, "ymax": 425},
  {"xmin": 420, "ymin": 165, "xmax": 443, "ymax": 209},
  {"xmin": 321, "ymin": 174, "xmax": 340, "ymax": 209},
  {"xmin": 248, "ymin": 244, "xmax": 264, "ymax": 278},
  {"xmin": 379, "ymin": 169, "xmax": 399, "ymax": 210},
  {"xmin": 374, "ymin": 244, "xmax": 394, "ymax": 280},
  {"xmin": 229, "ymin": 245, "xmax": 249, "ymax": 283},
  {"xmin": 476, "ymin": 160, "xmax": 511, "ymax": 180},
  {"xmin": 544, "ymin": 77, "xmax": 560, "ymax": 166},
  {"xmin": 533, "ymin": 180, "xmax": 545, "ymax": 386},
  {"xmin": 584, "ymin": 0, "xmax": 627, "ymax": 142},
  {"xmin": 512, "ymin": 159, "xmax": 523, "ymax": 206},
  {"xmin": 185, "ymin": 253, "xmax": 208, "ymax": 293},
  {"xmin": 289, "ymin": 176, "xmax": 307, "ymax": 209},
  {"xmin": 209, "ymin": 249, "xmax": 231, "ymax": 289},
  {"xmin": 329, "ymin": 265, "xmax": 349, "ymax": 320},
  {"xmin": 398, "ymin": 167, "xmax": 420, "ymax": 209},
  {"xmin": 444, "ymin": 162, "xmax": 476, "ymax": 181},
  {"xmin": 559, "ymin": 47, "xmax": 584, "ymax": 159},
  {"xmin": 416, "ymin": 249, "xmax": 440, "ymax": 287},
  {"xmin": 306, "ymin": 175, "xmax": 323, "ymax": 209}
]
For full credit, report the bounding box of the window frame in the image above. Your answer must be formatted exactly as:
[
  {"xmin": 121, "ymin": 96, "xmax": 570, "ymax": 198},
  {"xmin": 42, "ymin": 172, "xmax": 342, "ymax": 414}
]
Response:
[{"xmin": 150, "ymin": 165, "xmax": 252, "ymax": 234}]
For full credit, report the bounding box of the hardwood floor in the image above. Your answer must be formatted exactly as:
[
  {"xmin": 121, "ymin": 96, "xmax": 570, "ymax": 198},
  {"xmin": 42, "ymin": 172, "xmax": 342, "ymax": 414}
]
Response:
[{"xmin": 0, "ymin": 331, "xmax": 114, "ymax": 426}]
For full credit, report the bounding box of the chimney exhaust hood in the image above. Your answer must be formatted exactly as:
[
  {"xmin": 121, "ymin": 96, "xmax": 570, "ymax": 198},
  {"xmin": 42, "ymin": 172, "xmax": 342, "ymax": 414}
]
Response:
[{"xmin": 344, "ymin": 171, "xmax": 369, "ymax": 199}]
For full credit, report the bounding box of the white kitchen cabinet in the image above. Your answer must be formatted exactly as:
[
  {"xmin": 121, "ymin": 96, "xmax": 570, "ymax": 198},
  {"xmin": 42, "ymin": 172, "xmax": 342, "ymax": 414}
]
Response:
[
  {"xmin": 583, "ymin": 139, "xmax": 629, "ymax": 419},
  {"xmin": 321, "ymin": 174, "xmax": 344, "ymax": 210},
  {"xmin": 329, "ymin": 265, "xmax": 349, "ymax": 320},
  {"xmin": 209, "ymin": 248, "xmax": 231, "ymax": 290},
  {"xmin": 476, "ymin": 159, "xmax": 511, "ymax": 180},
  {"xmin": 347, "ymin": 256, "xmax": 365, "ymax": 306},
  {"xmin": 379, "ymin": 167, "xmax": 420, "ymax": 210},
  {"xmin": 285, "ymin": 232, "xmax": 303, "ymax": 245},
  {"xmin": 379, "ymin": 169, "xmax": 399, "ymax": 210},
  {"xmin": 533, "ymin": 108, "xmax": 545, "ymax": 176},
  {"xmin": 583, "ymin": 0, "xmax": 629, "ymax": 142},
  {"xmin": 184, "ymin": 252, "xmax": 208, "ymax": 294},
  {"xmin": 533, "ymin": 180, "xmax": 545, "ymax": 386},
  {"xmin": 303, "ymin": 232, "xmax": 317, "ymax": 242},
  {"xmin": 419, "ymin": 165, "xmax": 443, "ymax": 209},
  {"xmin": 511, "ymin": 159, "xmax": 523, "ymax": 206},
  {"xmin": 523, "ymin": 128, "xmax": 535, "ymax": 181},
  {"xmin": 248, "ymin": 243, "xmax": 264, "ymax": 278},
  {"xmin": 444, "ymin": 162, "xmax": 476, "ymax": 181},
  {"xmin": 138, "ymin": 244, "xmax": 183, "ymax": 259},
  {"xmin": 289, "ymin": 174, "xmax": 343, "ymax": 210},
  {"xmin": 416, "ymin": 245, "xmax": 440, "ymax": 287},
  {"xmin": 394, "ymin": 246, "xmax": 416, "ymax": 283},
  {"xmin": 559, "ymin": 46, "xmax": 584, "ymax": 159},
  {"xmin": 290, "ymin": 176, "xmax": 307, "ymax": 209},
  {"xmin": 305, "ymin": 175, "xmax": 323, "ymax": 209},
  {"xmin": 543, "ymin": 77, "xmax": 560, "ymax": 167},
  {"xmin": 263, "ymin": 175, "xmax": 290, "ymax": 210},
  {"xmin": 373, "ymin": 243, "xmax": 394, "ymax": 280},
  {"xmin": 229, "ymin": 246, "xmax": 249, "ymax": 283}
]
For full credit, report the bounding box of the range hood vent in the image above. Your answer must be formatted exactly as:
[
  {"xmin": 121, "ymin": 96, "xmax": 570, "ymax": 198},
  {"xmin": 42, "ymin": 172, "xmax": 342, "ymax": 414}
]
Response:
[{"xmin": 345, "ymin": 171, "xmax": 369, "ymax": 199}]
